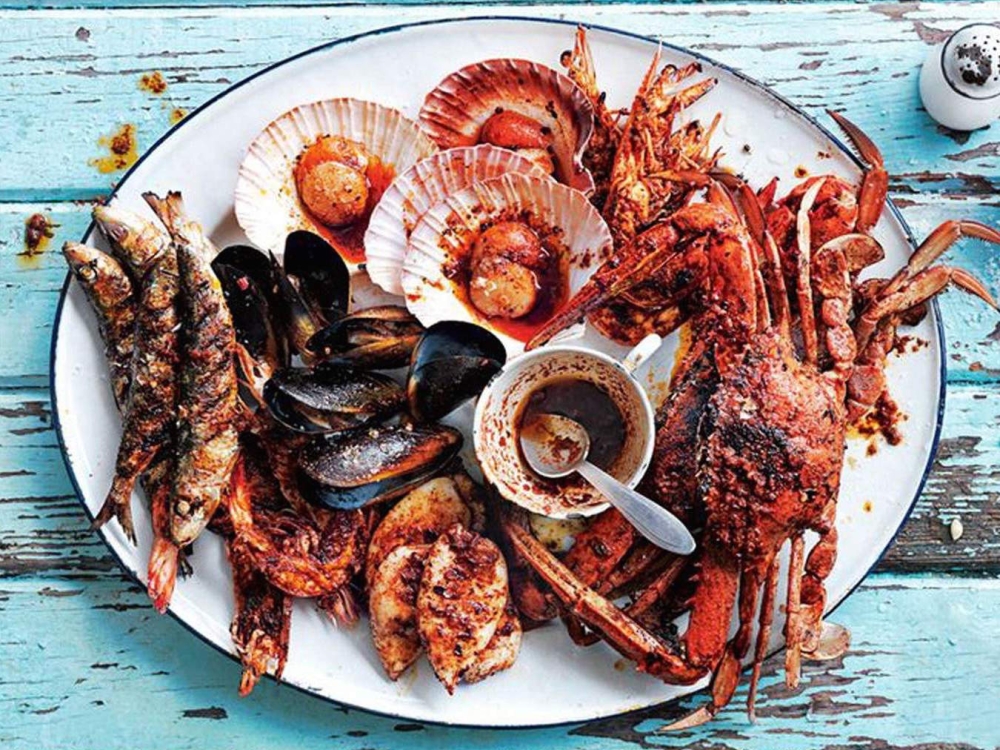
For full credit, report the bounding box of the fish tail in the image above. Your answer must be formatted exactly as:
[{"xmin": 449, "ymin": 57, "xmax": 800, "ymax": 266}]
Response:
[
  {"xmin": 147, "ymin": 537, "xmax": 180, "ymax": 613},
  {"xmin": 142, "ymin": 191, "xmax": 185, "ymax": 236},
  {"xmin": 93, "ymin": 474, "xmax": 137, "ymax": 544}
]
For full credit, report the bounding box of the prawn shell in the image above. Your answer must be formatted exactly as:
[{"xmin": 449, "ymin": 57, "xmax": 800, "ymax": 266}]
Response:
[
  {"xmin": 365, "ymin": 145, "xmax": 546, "ymax": 296},
  {"xmin": 401, "ymin": 173, "xmax": 612, "ymax": 357},
  {"xmin": 419, "ymin": 59, "xmax": 595, "ymax": 195},
  {"xmin": 234, "ymin": 98, "xmax": 438, "ymax": 268}
]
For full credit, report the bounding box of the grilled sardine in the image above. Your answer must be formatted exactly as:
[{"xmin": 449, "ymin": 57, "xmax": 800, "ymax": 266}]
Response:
[
  {"xmin": 92, "ymin": 205, "xmax": 179, "ymax": 544},
  {"xmin": 62, "ymin": 242, "xmax": 135, "ymax": 410},
  {"xmin": 145, "ymin": 191, "xmax": 240, "ymax": 547}
]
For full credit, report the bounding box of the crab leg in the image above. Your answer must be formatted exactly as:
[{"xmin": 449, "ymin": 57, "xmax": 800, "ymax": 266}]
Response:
[
  {"xmin": 748, "ymin": 556, "xmax": 781, "ymax": 722},
  {"xmin": 799, "ymin": 496, "xmax": 841, "ymax": 657},
  {"xmin": 504, "ymin": 518, "xmax": 707, "ymax": 684},
  {"xmin": 783, "ymin": 534, "xmax": 806, "ymax": 688},
  {"xmin": 625, "ymin": 554, "xmax": 687, "ymax": 624},
  {"xmin": 660, "ymin": 559, "xmax": 769, "ymax": 731},
  {"xmin": 527, "ymin": 220, "xmax": 686, "ymax": 349},
  {"xmin": 602, "ymin": 542, "xmax": 666, "ymax": 597},
  {"xmin": 795, "ymin": 179, "xmax": 826, "ymax": 364},
  {"xmin": 827, "ymin": 110, "xmax": 888, "ymax": 234},
  {"xmin": 888, "ymin": 220, "xmax": 1000, "ymax": 293}
]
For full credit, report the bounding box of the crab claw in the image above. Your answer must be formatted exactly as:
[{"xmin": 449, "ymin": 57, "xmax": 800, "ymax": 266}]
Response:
[
  {"xmin": 857, "ymin": 264, "xmax": 998, "ymax": 351},
  {"xmin": 659, "ymin": 705, "xmax": 717, "ymax": 731},
  {"xmin": 890, "ymin": 220, "xmax": 1000, "ymax": 293},
  {"xmin": 526, "ymin": 221, "xmax": 682, "ymax": 349},
  {"xmin": 827, "ymin": 110, "xmax": 888, "ymax": 234}
]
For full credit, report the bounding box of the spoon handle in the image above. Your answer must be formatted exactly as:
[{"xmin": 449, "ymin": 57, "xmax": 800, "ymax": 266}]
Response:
[{"xmin": 575, "ymin": 461, "xmax": 696, "ymax": 555}]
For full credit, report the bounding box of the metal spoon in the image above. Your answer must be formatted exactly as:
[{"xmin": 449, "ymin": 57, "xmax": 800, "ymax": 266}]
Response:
[{"xmin": 519, "ymin": 413, "xmax": 696, "ymax": 555}]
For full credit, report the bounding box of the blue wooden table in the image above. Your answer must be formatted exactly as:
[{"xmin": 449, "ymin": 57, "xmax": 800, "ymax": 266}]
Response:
[{"xmin": 2, "ymin": 2, "xmax": 998, "ymax": 748}]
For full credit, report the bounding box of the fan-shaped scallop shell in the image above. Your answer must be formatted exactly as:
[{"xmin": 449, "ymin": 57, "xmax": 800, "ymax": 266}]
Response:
[
  {"xmin": 401, "ymin": 173, "xmax": 612, "ymax": 356},
  {"xmin": 235, "ymin": 98, "xmax": 438, "ymax": 267},
  {"xmin": 365, "ymin": 145, "xmax": 546, "ymax": 296},
  {"xmin": 419, "ymin": 59, "xmax": 595, "ymax": 195}
]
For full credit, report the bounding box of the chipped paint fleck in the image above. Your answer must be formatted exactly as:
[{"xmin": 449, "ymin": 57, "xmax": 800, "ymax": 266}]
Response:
[{"xmin": 169, "ymin": 107, "xmax": 188, "ymax": 125}]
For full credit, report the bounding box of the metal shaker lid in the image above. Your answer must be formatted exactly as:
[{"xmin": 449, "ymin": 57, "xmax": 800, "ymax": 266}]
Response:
[{"xmin": 941, "ymin": 23, "xmax": 1000, "ymax": 100}]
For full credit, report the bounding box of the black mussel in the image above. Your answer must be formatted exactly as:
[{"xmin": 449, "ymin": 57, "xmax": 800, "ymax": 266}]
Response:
[
  {"xmin": 214, "ymin": 262, "xmax": 288, "ymax": 372},
  {"xmin": 263, "ymin": 365, "xmax": 405, "ymax": 434},
  {"xmin": 214, "ymin": 262, "xmax": 288, "ymax": 409},
  {"xmin": 297, "ymin": 424, "xmax": 462, "ymax": 509},
  {"xmin": 406, "ymin": 321, "xmax": 506, "ymax": 422},
  {"xmin": 268, "ymin": 250, "xmax": 323, "ymax": 361},
  {"xmin": 284, "ymin": 230, "xmax": 350, "ymax": 326},
  {"xmin": 213, "ymin": 244, "xmax": 274, "ymax": 294},
  {"xmin": 307, "ymin": 306, "xmax": 424, "ymax": 369}
]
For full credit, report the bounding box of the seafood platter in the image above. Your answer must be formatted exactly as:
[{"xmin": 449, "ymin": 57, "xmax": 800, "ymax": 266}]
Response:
[{"xmin": 51, "ymin": 19, "xmax": 999, "ymax": 727}]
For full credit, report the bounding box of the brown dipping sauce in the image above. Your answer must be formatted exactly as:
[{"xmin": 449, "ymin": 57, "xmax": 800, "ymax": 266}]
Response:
[{"xmin": 517, "ymin": 377, "xmax": 626, "ymax": 473}]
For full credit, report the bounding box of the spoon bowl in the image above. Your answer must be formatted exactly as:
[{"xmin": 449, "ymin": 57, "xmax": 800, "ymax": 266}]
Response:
[{"xmin": 519, "ymin": 413, "xmax": 696, "ymax": 555}]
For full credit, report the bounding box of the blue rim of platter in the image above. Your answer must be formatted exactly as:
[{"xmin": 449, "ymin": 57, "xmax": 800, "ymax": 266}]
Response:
[{"xmin": 49, "ymin": 15, "xmax": 947, "ymax": 730}]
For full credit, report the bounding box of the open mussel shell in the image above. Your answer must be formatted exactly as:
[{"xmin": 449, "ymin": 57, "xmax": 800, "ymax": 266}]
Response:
[
  {"xmin": 234, "ymin": 98, "xmax": 438, "ymax": 267},
  {"xmin": 307, "ymin": 305, "xmax": 424, "ymax": 369},
  {"xmin": 407, "ymin": 321, "xmax": 506, "ymax": 422},
  {"xmin": 267, "ymin": 250, "xmax": 323, "ymax": 360},
  {"xmin": 298, "ymin": 424, "xmax": 463, "ymax": 510},
  {"xmin": 284, "ymin": 230, "xmax": 350, "ymax": 324},
  {"xmin": 365, "ymin": 145, "xmax": 546, "ymax": 296},
  {"xmin": 212, "ymin": 259, "xmax": 287, "ymax": 369},
  {"xmin": 263, "ymin": 365, "xmax": 405, "ymax": 434},
  {"xmin": 213, "ymin": 261, "xmax": 289, "ymax": 406},
  {"xmin": 419, "ymin": 59, "xmax": 594, "ymax": 194},
  {"xmin": 214, "ymin": 244, "xmax": 274, "ymax": 293}
]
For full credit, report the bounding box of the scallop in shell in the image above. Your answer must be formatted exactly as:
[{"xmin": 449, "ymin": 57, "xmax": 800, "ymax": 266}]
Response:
[
  {"xmin": 419, "ymin": 59, "xmax": 595, "ymax": 195},
  {"xmin": 401, "ymin": 173, "xmax": 612, "ymax": 356},
  {"xmin": 365, "ymin": 145, "xmax": 546, "ymax": 296},
  {"xmin": 235, "ymin": 98, "xmax": 438, "ymax": 269}
]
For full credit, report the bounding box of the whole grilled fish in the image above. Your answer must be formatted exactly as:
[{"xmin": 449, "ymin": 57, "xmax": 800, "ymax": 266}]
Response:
[
  {"xmin": 64, "ymin": 230, "xmax": 182, "ymax": 605},
  {"xmin": 62, "ymin": 242, "xmax": 135, "ymax": 410},
  {"xmin": 92, "ymin": 205, "xmax": 179, "ymax": 544},
  {"xmin": 145, "ymin": 191, "xmax": 240, "ymax": 547}
]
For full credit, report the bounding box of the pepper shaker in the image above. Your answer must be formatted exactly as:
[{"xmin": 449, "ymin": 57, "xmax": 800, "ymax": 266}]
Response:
[{"xmin": 919, "ymin": 23, "xmax": 1000, "ymax": 131}]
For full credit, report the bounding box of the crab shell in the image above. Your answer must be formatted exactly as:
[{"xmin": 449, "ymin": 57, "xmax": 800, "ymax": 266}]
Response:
[
  {"xmin": 234, "ymin": 98, "xmax": 438, "ymax": 268},
  {"xmin": 419, "ymin": 59, "xmax": 595, "ymax": 195},
  {"xmin": 401, "ymin": 173, "xmax": 613, "ymax": 357},
  {"xmin": 365, "ymin": 145, "xmax": 547, "ymax": 296}
]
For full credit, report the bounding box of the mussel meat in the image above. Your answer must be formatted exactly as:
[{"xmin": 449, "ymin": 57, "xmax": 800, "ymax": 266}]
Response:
[
  {"xmin": 307, "ymin": 306, "xmax": 424, "ymax": 369},
  {"xmin": 298, "ymin": 424, "xmax": 463, "ymax": 509},
  {"xmin": 263, "ymin": 365, "xmax": 405, "ymax": 434},
  {"xmin": 407, "ymin": 321, "xmax": 506, "ymax": 422}
]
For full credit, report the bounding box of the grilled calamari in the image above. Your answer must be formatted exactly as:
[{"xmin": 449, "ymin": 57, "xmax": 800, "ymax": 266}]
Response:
[{"xmin": 145, "ymin": 191, "xmax": 240, "ymax": 547}]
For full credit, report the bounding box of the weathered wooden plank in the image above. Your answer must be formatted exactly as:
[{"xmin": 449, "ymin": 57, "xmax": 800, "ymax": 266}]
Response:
[
  {"xmin": 880, "ymin": 386, "xmax": 1000, "ymax": 571},
  {"xmin": 4, "ymin": 194, "xmax": 996, "ymax": 385},
  {"xmin": 1, "ymin": 381, "xmax": 998, "ymax": 583},
  {"xmin": 0, "ymin": 573, "xmax": 997, "ymax": 749},
  {"xmin": 0, "ymin": 3, "xmax": 996, "ymax": 200},
  {"xmin": 0, "ymin": 0, "xmax": 978, "ymax": 7}
]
